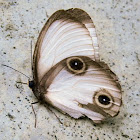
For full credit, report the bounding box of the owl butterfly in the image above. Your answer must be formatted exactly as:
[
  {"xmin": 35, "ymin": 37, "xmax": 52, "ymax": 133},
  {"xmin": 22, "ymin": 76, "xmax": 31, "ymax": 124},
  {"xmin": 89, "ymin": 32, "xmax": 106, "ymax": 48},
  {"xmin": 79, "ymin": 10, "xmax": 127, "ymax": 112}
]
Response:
[{"xmin": 29, "ymin": 8, "xmax": 122, "ymax": 123}]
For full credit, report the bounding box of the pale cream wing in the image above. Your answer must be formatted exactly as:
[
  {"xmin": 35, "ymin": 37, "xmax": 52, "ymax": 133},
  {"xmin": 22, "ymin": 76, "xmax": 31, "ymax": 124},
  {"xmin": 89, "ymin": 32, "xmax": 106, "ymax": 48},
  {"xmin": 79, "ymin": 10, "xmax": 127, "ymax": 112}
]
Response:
[
  {"xmin": 41, "ymin": 57, "xmax": 121, "ymax": 123},
  {"xmin": 33, "ymin": 9, "xmax": 122, "ymax": 123},
  {"xmin": 33, "ymin": 9, "xmax": 98, "ymax": 82}
]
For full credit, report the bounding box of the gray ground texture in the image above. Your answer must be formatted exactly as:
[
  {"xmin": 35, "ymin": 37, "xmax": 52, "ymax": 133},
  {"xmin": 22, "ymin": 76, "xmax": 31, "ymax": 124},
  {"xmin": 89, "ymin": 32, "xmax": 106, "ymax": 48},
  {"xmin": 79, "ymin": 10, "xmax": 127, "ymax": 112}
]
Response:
[{"xmin": 0, "ymin": 0, "xmax": 140, "ymax": 140}]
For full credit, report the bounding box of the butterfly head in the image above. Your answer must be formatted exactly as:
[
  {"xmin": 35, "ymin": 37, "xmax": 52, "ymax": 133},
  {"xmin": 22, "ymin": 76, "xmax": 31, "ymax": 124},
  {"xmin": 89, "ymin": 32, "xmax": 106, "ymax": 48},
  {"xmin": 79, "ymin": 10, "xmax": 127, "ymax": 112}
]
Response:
[{"xmin": 28, "ymin": 80, "xmax": 35, "ymax": 90}]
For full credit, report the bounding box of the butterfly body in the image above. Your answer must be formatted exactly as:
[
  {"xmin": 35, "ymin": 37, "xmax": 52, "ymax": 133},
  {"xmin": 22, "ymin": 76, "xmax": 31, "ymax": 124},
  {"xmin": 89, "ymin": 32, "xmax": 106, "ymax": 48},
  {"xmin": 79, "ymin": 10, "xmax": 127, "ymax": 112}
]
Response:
[{"xmin": 31, "ymin": 8, "xmax": 122, "ymax": 123}]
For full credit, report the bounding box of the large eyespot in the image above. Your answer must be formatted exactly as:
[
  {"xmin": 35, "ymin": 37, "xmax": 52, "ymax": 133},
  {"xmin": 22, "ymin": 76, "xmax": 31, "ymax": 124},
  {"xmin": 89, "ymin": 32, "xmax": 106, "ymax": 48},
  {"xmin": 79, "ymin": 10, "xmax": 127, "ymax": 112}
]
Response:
[
  {"xmin": 66, "ymin": 57, "xmax": 87, "ymax": 74},
  {"xmin": 94, "ymin": 89, "xmax": 113, "ymax": 109}
]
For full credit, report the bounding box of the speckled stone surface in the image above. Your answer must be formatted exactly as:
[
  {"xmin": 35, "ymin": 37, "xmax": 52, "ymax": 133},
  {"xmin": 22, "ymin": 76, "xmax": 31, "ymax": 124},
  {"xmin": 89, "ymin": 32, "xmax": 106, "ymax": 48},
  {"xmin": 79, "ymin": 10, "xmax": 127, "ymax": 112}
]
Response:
[{"xmin": 0, "ymin": 0, "xmax": 140, "ymax": 140}]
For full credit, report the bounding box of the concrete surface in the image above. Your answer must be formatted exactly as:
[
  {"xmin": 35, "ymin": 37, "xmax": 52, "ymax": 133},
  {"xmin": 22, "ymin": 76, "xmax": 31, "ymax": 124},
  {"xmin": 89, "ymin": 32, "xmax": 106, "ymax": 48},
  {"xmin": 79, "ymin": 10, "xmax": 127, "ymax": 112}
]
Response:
[{"xmin": 0, "ymin": 0, "xmax": 140, "ymax": 140}]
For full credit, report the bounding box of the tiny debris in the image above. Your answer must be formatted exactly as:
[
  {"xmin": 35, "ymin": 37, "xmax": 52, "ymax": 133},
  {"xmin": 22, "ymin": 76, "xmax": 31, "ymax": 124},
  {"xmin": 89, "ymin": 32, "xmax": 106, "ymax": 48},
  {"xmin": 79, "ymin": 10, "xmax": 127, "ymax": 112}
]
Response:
[
  {"xmin": 122, "ymin": 134, "xmax": 129, "ymax": 138},
  {"xmin": 7, "ymin": 113, "xmax": 15, "ymax": 120}
]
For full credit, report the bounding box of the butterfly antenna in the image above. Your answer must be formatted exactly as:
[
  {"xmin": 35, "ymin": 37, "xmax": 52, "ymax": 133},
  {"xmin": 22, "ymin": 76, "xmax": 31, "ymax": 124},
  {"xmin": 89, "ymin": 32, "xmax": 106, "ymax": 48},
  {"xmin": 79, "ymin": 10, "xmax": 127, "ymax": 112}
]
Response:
[
  {"xmin": 30, "ymin": 41, "xmax": 33, "ymax": 78},
  {"xmin": 2, "ymin": 64, "xmax": 31, "ymax": 80}
]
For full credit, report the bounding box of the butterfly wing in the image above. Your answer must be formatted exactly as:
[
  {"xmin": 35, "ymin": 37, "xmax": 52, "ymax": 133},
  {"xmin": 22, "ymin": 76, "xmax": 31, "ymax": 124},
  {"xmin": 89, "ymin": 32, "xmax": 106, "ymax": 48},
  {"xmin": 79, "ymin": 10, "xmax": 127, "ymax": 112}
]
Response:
[
  {"xmin": 33, "ymin": 9, "xmax": 99, "ymax": 82},
  {"xmin": 33, "ymin": 9, "xmax": 122, "ymax": 123}
]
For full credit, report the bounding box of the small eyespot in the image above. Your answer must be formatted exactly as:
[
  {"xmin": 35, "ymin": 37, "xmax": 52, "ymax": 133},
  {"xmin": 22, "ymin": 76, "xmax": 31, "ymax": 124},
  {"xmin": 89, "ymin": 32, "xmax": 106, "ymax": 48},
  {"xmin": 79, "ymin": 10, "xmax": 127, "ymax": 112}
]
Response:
[
  {"xmin": 94, "ymin": 89, "xmax": 113, "ymax": 109},
  {"xmin": 66, "ymin": 57, "xmax": 87, "ymax": 74}
]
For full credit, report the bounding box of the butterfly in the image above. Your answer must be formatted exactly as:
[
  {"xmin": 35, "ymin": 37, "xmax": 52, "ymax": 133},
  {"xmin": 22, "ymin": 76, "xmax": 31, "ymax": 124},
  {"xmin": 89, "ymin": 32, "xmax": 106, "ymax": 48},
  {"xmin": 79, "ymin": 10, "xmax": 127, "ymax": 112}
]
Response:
[{"xmin": 29, "ymin": 8, "xmax": 122, "ymax": 123}]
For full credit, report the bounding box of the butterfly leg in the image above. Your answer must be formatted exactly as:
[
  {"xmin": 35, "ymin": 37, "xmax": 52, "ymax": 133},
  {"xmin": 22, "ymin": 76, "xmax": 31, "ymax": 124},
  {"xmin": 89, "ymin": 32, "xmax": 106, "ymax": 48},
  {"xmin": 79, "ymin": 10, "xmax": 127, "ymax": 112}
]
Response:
[
  {"xmin": 31, "ymin": 101, "xmax": 39, "ymax": 128},
  {"xmin": 44, "ymin": 103, "xmax": 63, "ymax": 125}
]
